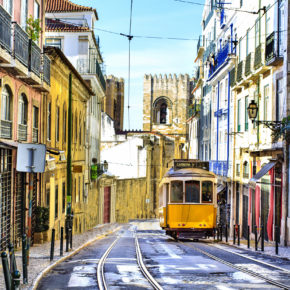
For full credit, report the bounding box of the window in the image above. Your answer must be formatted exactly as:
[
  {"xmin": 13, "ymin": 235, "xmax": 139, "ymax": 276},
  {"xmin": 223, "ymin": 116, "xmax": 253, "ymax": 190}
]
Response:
[
  {"xmin": 185, "ymin": 180, "xmax": 200, "ymax": 203},
  {"xmin": 75, "ymin": 115, "xmax": 78, "ymax": 144},
  {"xmin": 56, "ymin": 106, "xmax": 60, "ymax": 142},
  {"xmin": 62, "ymin": 182, "xmax": 66, "ymax": 213},
  {"xmin": 1, "ymin": 85, "xmax": 12, "ymax": 121},
  {"xmin": 34, "ymin": 0, "xmax": 40, "ymax": 20},
  {"xmin": 45, "ymin": 38, "xmax": 62, "ymax": 49},
  {"xmin": 236, "ymin": 163, "xmax": 240, "ymax": 177},
  {"xmin": 79, "ymin": 118, "xmax": 82, "ymax": 145},
  {"xmin": 55, "ymin": 185, "xmax": 58, "ymax": 219},
  {"xmin": 170, "ymin": 181, "xmax": 183, "ymax": 203},
  {"xmin": 78, "ymin": 176, "xmax": 81, "ymax": 202},
  {"xmin": 74, "ymin": 178, "xmax": 76, "ymax": 203},
  {"xmin": 246, "ymin": 30, "xmax": 249, "ymax": 55},
  {"xmin": 47, "ymin": 102, "xmax": 51, "ymax": 140},
  {"xmin": 202, "ymin": 181, "xmax": 213, "ymax": 203},
  {"xmin": 63, "ymin": 108, "xmax": 67, "ymax": 143},
  {"xmin": 237, "ymin": 99, "xmax": 241, "ymax": 132},
  {"xmin": 265, "ymin": 6, "xmax": 271, "ymax": 38},
  {"xmin": 18, "ymin": 94, "xmax": 28, "ymax": 125},
  {"xmin": 245, "ymin": 96, "xmax": 249, "ymax": 131},
  {"xmin": 33, "ymin": 106, "xmax": 39, "ymax": 129},
  {"xmin": 3, "ymin": 0, "xmax": 13, "ymax": 15},
  {"xmin": 276, "ymin": 79, "xmax": 283, "ymax": 121},
  {"xmin": 238, "ymin": 38, "xmax": 242, "ymax": 61},
  {"xmin": 21, "ymin": 0, "xmax": 28, "ymax": 29},
  {"xmin": 243, "ymin": 161, "xmax": 249, "ymax": 178},
  {"xmin": 264, "ymin": 85, "xmax": 269, "ymax": 120},
  {"xmin": 255, "ymin": 19, "xmax": 260, "ymax": 48},
  {"xmin": 240, "ymin": 0, "xmax": 243, "ymax": 7},
  {"xmin": 46, "ymin": 187, "xmax": 50, "ymax": 207},
  {"xmin": 78, "ymin": 37, "xmax": 88, "ymax": 55},
  {"xmin": 153, "ymin": 97, "xmax": 172, "ymax": 125}
]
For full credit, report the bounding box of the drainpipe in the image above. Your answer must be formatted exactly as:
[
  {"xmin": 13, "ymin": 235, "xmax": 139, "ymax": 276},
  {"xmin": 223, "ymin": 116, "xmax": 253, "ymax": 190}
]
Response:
[
  {"xmin": 230, "ymin": 24, "xmax": 233, "ymax": 54},
  {"xmin": 217, "ymin": 81, "xmax": 220, "ymax": 166},
  {"xmin": 227, "ymin": 71, "xmax": 231, "ymax": 201}
]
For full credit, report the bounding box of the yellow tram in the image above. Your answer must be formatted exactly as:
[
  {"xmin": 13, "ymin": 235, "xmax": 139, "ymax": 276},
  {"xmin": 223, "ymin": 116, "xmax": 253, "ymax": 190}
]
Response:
[{"xmin": 159, "ymin": 160, "xmax": 217, "ymax": 239}]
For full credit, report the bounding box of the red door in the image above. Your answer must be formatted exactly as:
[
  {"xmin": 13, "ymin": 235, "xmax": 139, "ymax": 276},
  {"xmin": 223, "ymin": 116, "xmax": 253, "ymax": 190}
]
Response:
[{"xmin": 103, "ymin": 187, "xmax": 111, "ymax": 223}]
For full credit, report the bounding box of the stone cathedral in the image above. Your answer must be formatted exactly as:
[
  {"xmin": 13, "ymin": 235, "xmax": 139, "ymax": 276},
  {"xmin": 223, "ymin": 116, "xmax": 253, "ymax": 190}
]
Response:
[{"xmin": 143, "ymin": 73, "xmax": 192, "ymax": 138}]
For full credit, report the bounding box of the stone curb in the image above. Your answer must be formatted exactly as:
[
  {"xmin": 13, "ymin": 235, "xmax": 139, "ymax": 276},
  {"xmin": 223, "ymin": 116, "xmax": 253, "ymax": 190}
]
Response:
[{"xmin": 31, "ymin": 224, "xmax": 121, "ymax": 290}]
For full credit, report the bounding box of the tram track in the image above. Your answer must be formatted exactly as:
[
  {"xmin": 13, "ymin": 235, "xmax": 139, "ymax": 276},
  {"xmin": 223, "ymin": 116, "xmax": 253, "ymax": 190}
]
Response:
[
  {"xmin": 180, "ymin": 241, "xmax": 290, "ymax": 289},
  {"xmin": 96, "ymin": 233, "xmax": 163, "ymax": 290}
]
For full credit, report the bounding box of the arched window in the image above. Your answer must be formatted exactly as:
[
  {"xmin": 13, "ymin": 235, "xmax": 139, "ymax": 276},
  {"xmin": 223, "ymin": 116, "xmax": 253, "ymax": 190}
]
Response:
[
  {"xmin": 1, "ymin": 85, "xmax": 13, "ymax": 139},
  {"xmin": 18, "ymin": 93, "xmax": 28, "ymax": 141},
  {"xmin": 153, "ymin": 97, "xmax": 172, "ymax": 125}
]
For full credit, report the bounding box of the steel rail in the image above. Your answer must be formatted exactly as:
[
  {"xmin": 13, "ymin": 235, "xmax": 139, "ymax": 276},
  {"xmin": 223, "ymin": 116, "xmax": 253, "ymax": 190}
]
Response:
[
  {"xmin": 180, "ymin": 242, "xmax": 290, "ymax": 290},
  {"xmin": 97, "ymin": 237, "xmax": 120, "ymax": 290},
  {"xmin": 211, "ymin": 244, "xmax": 290, "ymax": 273},
  {"xmin": 135, "ymin": 234, "xmax": 163, "ymax": 290}
]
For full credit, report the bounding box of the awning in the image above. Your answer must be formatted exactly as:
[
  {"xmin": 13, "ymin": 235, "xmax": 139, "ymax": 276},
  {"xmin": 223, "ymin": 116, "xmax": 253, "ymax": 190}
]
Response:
[
  {"xmin": 0, "ymin": 139, "xmax": 18, "ymax": 148},
  {"xmin": 249, "ymin": 161, "xmax": 277, "ymax": 189},
  {"xmin": 217, "ymin": 184, "xmax": 226, "ymax": 194}
]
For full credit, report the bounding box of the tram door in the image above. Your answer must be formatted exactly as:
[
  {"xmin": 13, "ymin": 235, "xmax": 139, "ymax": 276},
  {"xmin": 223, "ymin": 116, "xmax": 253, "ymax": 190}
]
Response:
[{"xmin": 103, "ymin": 187, "xmax": 111, "ymax": 223}]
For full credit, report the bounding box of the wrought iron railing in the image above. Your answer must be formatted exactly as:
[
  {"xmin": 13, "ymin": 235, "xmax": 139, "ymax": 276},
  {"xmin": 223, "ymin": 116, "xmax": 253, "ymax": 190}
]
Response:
[
  {"xmin": 208, "ymin": 42, "xmax": 230, "ymax": 78},
  {"xmin": 209, "ymin": 160, "xmax": 228, "ymax": 177},
  {"xmin": 77, "ymin": 57, "xmax": 106, "ymax": 91},
  {"xmin": 203, "ymin": 42, "xmax": 216, "ymax": 63},
  {"xmin": 0, "ymin": 5, "xmax": 11, "ymax": 53},
  {"xmin": 0, "ymin": 120, "xmax": 12, "ymax": 139},
  {"xmin": 13, "ymin": 22, "xmax": 29, "ymax": 66},
  {"xmin": 29, "ymin": 40, "xmax": 41, "ymax": 76},
  {"xmin": 254, "ymin": 44, "xmax": 262, "ymax": 69},
  {"xmin": 32, "ymin": 127, "xmax": 38, "ymax": 143},
  {"xmin": 245, "ymin": 53, "xmax": 252, "ymax": 76},
  {"xmin": 43, "ymin": 54, "xmax": 51, "ymax": 85},
  {"xmin": 265, "ymin": 31, "xmax": 283, "ymax": 65},
  {"xmin": 18, "ymin": 124, "xmax": 27, "ymax": 141},
  {"xmin": 236, "ymin": 61, "xmax": 243, "ymax": 82}
]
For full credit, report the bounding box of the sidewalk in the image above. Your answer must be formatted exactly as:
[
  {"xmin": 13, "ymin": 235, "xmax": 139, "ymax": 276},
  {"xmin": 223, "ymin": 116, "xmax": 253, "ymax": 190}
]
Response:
[
  {"xmin": 0, "ymin": 223, "xmax": 120, "ymax": 290},
  {"xmin": 218, "ymin": 237, "xmax": 290, "ymax": 260}
]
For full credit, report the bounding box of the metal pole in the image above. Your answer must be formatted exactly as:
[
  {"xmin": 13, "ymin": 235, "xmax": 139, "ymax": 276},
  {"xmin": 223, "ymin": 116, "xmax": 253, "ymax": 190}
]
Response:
[
  {"xmin": 12, "ymin": 270, "xmax": 21, "ymax": 290},
  {"xmin": 70, "ymin": 228, "xmax": 73, "ymax": 249},
  {"xmin": 261, "ymin": 225, "xmax": 264, "ymax": 252},
  {"xmin": 255, "ymin": 225, "xmax": 258, "ymax": 251},
  {"xmin": 27, "ymin": 173, "xmax": 34, "ymax": 265},
  {"xmin": 50, "ymin": 229, "xmax": 55, "ymax": 261},
  {"xmin": 247, "ymin": 225, "xmax": 250, "ymax": 249},
  {"xmin": 225, "ymin": 224, "xmax": 228, "ymax": 243},
  {"xmin": 1, "ymin": 252, "xmax": 12, "ymax": 290},
  {"xmin": 8, "ymin": 243, "xmax": 17, "ymax": 274},
  {"xmin": 220, "ymin": 225, "xmax": 223, "ymax": 242},
  {"xmin": 237, "ymin": 224, "xmax": 240, "ymax": 246},
  {"xmin": 275, "ymin": 226, "xmax": 279, "ymax": 255},
  {"xmin": 233, "ymin": 225, "xmax": 236, "ymax": 245},
  {"xmin": 60, "ymin": 227, "xmax": 63, "ymax": 256},
  {"xmin": 22, "ymin": 234, "xmax": 28, "ymax": 284}
]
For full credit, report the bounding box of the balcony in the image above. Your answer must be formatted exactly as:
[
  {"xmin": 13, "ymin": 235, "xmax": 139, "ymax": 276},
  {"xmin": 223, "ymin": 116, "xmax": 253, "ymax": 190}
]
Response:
[
  {"xmin": 254, "ymin": 44, "xmax": 262, "ymax": 70},
  {"xmin": 18, "ymin": 124, "xmax": 27, "ymax": 141},
  {"xmin": 29, "ymin": 40, "xmax": 41, "ymax": 77},
  {"xmin": 0, "ymin": 120, "xmax": 12, "ymax": 139},
  {"xmin": 188, "ymin": 103, "xmax": 201, "ymax": 119},
  {"xmin": 43, "ymin": 54, "xmax": 51, "ymax": 85},
  {"xmin": 208, "ymin": 42, "xmax": 230, "ymax": 79},
  {"xmin": 32, "ymin": 127, "xmax": 38, "ymax": 143},
  {"xmin": 265, "ymin": 32, "xmax": 283, "ymax": 66},
  {"xmin": 236, "ymin": 61, "xmax": 243, "ymax": 83},
  {"xmin": 0, "ymin": 5, "xmax": 11, "ymax": 61},
  {"xmin": 245, "ymin": 53, "xmax": 252, "ymax": 77},
  {"xmin": 209, "ymin": 160, "xmax": 228, "ymax": 177},
  {"xmin": 77, "ymin": 57, "xmax": 106, "ymax": 92},
  {"xmin": 13, "ymin": 22, "xmax": 29, "ymax": 67},
  {"xmin": 229, "ymin": 67, "xmax": 236, "ymax": 87},
  {"xmin": 196, "ymin": 35, "xmax": 204, "ymax": 59}
]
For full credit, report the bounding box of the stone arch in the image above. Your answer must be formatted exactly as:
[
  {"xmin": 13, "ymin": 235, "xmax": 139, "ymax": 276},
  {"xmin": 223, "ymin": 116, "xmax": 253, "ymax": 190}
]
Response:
[{"xmin": 152, "ymin": 96, "xmax": 173, "ymax": 125}]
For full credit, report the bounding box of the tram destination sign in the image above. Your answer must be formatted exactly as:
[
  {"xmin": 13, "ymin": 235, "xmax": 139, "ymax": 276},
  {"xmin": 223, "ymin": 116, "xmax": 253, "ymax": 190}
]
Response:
[{"xmin": 173, "ymin": 159, "xmax": 209, "ymax": 171}]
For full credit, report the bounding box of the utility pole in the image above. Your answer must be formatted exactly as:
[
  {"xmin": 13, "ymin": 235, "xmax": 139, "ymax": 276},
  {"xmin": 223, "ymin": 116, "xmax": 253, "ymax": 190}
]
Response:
[{"xmin": 66, "ymin": 73, "xmax": 73, "ymax": 248}]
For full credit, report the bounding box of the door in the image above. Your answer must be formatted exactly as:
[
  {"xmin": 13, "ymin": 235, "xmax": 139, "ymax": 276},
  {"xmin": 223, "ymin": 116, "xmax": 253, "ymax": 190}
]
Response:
[
  {"xmin": 0, "ymin": 148, "xmax": 12, "ymax": 251},
  {"xmin": 261, "ymin": 177, "xmax": 270, "ymax": 241},
  {"xmin": 103, "ymin": 187, "xmax": 111, "ymax": 223},
  {"xmin": 242, "ymin": 194, "xmax": 248, "ymax": 239}
]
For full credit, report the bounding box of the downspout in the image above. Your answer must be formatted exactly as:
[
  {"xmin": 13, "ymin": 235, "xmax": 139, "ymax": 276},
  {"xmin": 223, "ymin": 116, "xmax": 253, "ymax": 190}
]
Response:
[
  {"xmin": 230, "ymin": 24, "xmax": 233, "ymax": 54},
  {"xmin": 216, "ymin": 81, "xmax": 220, "ymax": 164},
  {"xmin": 227, "ymin": 71, "xmax": 230, "ymax": 201}
]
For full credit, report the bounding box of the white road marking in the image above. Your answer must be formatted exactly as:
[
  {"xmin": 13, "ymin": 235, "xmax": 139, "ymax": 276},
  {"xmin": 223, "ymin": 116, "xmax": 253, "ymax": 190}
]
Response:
[
  {"xmin": 67, "ymin": 265, "xmax": 97, "ymax": 287},
  {"xmin": 196, "ymin": 264, "xmax": 217, "ymax": 270},
  {"xmin": 159, "ymin": 243, "xmax": 182, "ymax": 259},
  {"xmin": 232, "ymin": 271, "xmax": 265, "ymax": 283}
]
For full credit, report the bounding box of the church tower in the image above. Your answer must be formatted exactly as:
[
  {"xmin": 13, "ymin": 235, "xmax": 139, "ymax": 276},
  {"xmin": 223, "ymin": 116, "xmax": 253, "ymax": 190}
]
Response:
[{"xmin": 143, "ymin": 74, "xmax": 192, "ymax": 137}]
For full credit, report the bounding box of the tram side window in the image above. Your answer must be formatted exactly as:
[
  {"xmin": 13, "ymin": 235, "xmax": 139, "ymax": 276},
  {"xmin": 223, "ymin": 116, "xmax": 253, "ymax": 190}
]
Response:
[
  {"xmin": 202, "ymin": 181, "xmax": 213, "ymax": 203},
  {"xmin": 185, "ymin": 181, "xmax": 200, "ymax": 203},
  {"xmin": 171, "ymin": 181, "xmax": 183, "ymax": 203}
]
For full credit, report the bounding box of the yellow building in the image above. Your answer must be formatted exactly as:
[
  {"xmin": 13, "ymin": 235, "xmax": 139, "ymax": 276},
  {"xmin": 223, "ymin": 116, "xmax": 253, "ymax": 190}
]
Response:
[{"xmin": 39, "ymin": 47, "xmax": 94, "ymax": 241}]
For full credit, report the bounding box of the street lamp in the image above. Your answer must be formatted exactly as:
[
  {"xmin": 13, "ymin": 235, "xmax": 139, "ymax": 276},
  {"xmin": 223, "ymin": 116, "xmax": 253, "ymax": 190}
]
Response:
[
  {"xmin": 103, "ymin": 160, "xmax": 108, "ymax": 172},
  {"xmin": 247, "ymin": 99, "xmax": 282, "ymax": 131}
]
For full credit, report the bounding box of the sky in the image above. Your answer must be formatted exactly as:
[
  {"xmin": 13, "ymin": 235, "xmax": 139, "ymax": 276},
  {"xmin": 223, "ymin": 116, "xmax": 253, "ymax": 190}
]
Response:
[{"xmin": 77, "ymin": 0, "xmax": 204, "ymax": 130}]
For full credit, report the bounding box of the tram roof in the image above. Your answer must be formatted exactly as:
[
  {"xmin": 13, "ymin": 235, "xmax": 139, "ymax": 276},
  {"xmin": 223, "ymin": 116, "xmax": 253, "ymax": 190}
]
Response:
[{"xmin": 163, "ymin": 167, "xmax": 216, "ymax": 178}]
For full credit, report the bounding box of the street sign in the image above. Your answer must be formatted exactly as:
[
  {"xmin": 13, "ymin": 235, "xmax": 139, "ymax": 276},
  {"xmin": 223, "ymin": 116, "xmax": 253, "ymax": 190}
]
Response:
[{"xmin": 16, "ymin": 144, "xmax": 46, "ymax": 173}]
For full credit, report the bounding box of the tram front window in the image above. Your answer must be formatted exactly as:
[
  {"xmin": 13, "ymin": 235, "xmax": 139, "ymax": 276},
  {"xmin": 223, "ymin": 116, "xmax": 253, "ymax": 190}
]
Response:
[
  {"xmin": 171, "ymin": 181, "xmax": 183, "ymax": 203},
  {"xmin": 185, "ymin": 181, "xmax": 200, "ymax": 203},
  {"xmin": 202, "ymin": 181, "xmax": 213, "ymax": 203}
]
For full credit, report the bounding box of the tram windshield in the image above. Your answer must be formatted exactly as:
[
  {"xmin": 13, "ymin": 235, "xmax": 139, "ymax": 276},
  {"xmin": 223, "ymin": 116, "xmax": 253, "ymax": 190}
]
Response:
[
  {"xmin": 185, "ymin": 180, "xmax": 200, "ymax": 203},
  {"xmin": 171, "ymin": 181, "xmax": 183, "ymax": 203},
  {"xmin": 202, "ymin": 181, "xmax": 213, "ymax": 203}
]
